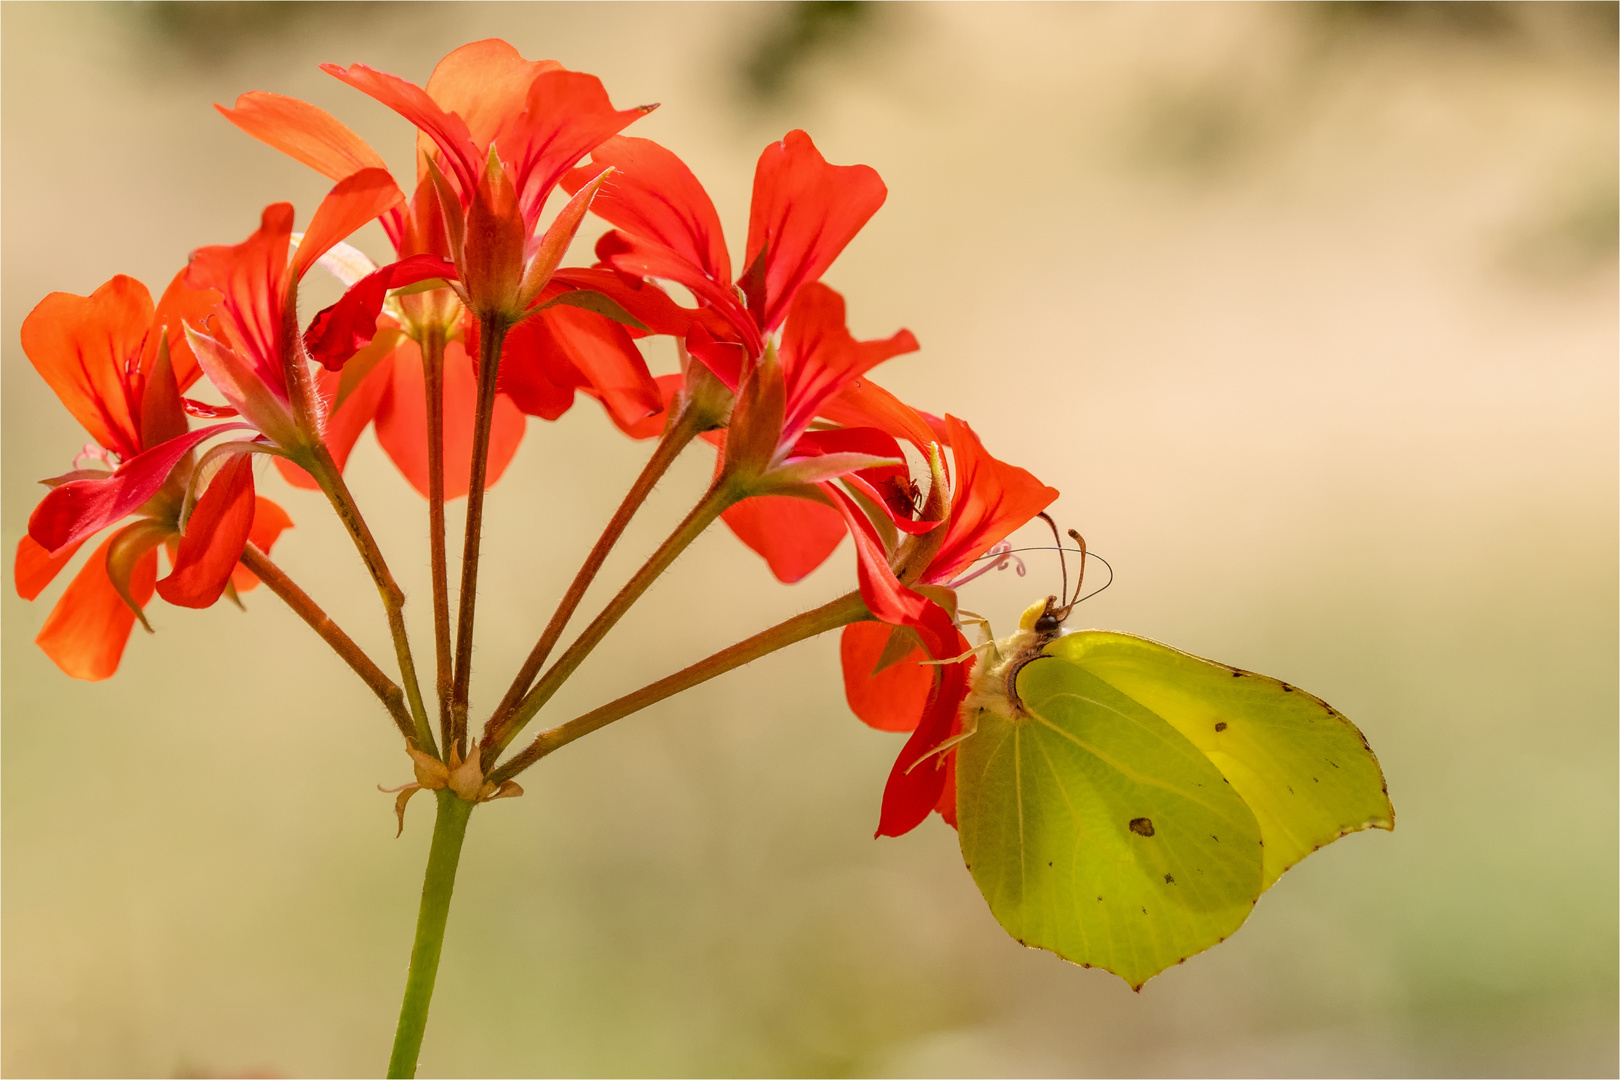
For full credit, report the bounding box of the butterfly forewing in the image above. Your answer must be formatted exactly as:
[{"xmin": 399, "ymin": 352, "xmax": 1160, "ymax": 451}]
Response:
[{"xmin": 1048, "ymin": 631, "xmax": 1394, "ymax": 890}]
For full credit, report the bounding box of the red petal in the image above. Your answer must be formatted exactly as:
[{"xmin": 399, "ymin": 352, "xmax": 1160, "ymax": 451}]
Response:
[
  {"xmin": 231, "ymin": 496, "xmax": 295, "ymax": 593},
  {"xmin": 498, "ymin": 317, "xmax": 577, "ymax": 420},
  {"xmin": 503, "ymin": 304, "xmax": 663, "ymax": 435},
  {"xmin": 744, "ymin": 130, "xmax": 886, "ymax": 333},
  {"xmin": 138, "ymin": 329, "xmax": 189, "ymax": 449},
  {"xmin": 721, "ymin": 494, "xmax": 847, "ymax": 583},
  {"xmin": 28, "ymin": 423, "xmax": 249, "ymax": 552},
  {"xmin": 290, "ymin": 168, "xmax": 405, "ymax": 282},
  {"xmin": 15, "ymin": 533, "xmax": 90, "ymax": 600},
  {"xmin": 876, "ymin": 604, "xmax": 970, "ymax": 838},
  {"xmin": 620, "ymin": 374, "xmax": 681, "ymax": 440},
  {"xmin": 538, "ymin": 305, "xmax": 661, "ymax": 432},
  {"xmin": 186, "ymin": 203, "xmax": 294, "ymax": 382},
  {"xmin": 185, "ymin": 324, "xmax": 298, "ymax": 448},
  {"xmin": 551, "ymin": 267, "xmax": 717, "ymax": 340},
  {"xmin": 783, "ymin": 428, "xmax": 919, "ymax": 530},
  {"xmin": 322, "ymin": 62, "xmax": 483, "ymax": 197},
  {"xmin": 821, "ymin": 376, "xmax": 939, "ymax": 454},
  {"xmin": 397, "ymin": 174, "xmax": 452, "ymax": 258},
  {"xmin": 375, "ymin": 338, "xmax": 525, "ymax": 500},
  {"xmin": 309, "ymin": 346, "xmax": 395, "ymax": 481},
  {"xmin": 596, "ymin": 230, "xmax": 758, "ymax": 353},
  {"xmin": 34, "ymin": 533, "xmax": 156, "ymax": 681},
  {"xmin": 684, "ymin": 324, "xmax": 747, "ymax": 392},
  {"xmin": 304, "ymin": 253, "xmax": 456, "ymax": 370},
  {"xmin": 148, "ymin": 267, "xmax": 220, "ymax": 394},
  {"xmin": 20, "ymin": 275, "xmax": 152, "ymax": 459},
  {"xmin": 504, "ymin": 70, "xmax": 655, "ymax": 226},
  {"xmin": 928, "ymin": 415, "xmax": 1060, "ymax": 583},
  {"xmin": 217, "ymin": 91, "xmax": 391, "ymax": 182},
  {"xmin": 156, "ymin": 453, "xmax": 256, "ymax": 609},
  {"xmin": 840, "ymin": 622, "xmax": 932, "ymax": 733},
  {"xmin": 777, "ymin": 282, "xmax": 917, "ymax": 441},
  {"xmin": 272, "ymin": 456, "xmax": 319, "ymax": 490},
  {"xmin": 563, "ymin": 135, "xmax": 731, "ymax": 285},
  {"xmin": 423, "ymin": 40, "xmax": 562, "ymax": 156},
  {"xmin": 825, "ymin": 485, "xmax": 929, "ymax": 627}
]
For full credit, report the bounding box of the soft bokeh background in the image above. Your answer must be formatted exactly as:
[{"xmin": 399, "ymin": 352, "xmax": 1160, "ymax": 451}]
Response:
[{"xmin": 4, "ymin": 3, "xmax": 1615, "ymax": 1076}]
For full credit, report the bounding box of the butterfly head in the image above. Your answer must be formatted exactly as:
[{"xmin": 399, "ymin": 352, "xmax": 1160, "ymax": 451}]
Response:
[
  {"xmin": 1018, "ymin": 512, "xmax": 1091, "ymax": 638},
  {"xmin": 1022, "ymin": 595, "xmax": 1070, "ymax": 635}
]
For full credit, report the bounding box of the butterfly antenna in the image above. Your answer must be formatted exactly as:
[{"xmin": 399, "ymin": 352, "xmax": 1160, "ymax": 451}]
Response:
[
  {"xmin": 1037, "ymin": 512, "xmax": 1067, "ymax": 612},
  {"xmin": 1067, "ymin": 529, "xmax": 1088, "ymax": 607}
]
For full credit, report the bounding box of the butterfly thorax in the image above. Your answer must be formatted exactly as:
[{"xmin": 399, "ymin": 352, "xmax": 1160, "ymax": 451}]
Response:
[{"xmin": 963, "ymin": 597, "xmax": 1067, "ymax": 721}]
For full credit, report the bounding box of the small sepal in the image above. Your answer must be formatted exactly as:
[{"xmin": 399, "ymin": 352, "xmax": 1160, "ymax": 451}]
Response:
[
  {"xmin": 720, "ymin": 340, "xmax": 785, "ymax": 486},
  {"xmin": 384, "ymin": 743, "xmax": 524, "ymax": 835}
]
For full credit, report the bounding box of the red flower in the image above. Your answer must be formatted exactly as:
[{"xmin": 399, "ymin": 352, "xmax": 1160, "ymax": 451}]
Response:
[
  {"xmin": 563, "ymin": 133, "xmax": 920, "ymax": 577},
  {"xmin": 566, "ymin": 129, "xmax": 887, "ymax": 359},
  {"xmin": 182, "ymin": 170, "xmax": 403, "ymax": 453},
  {"xmin": 715, "ymin": 282, "xmax": 921, "ymax": 581},
  {"xmin": 217, "ymin": 40, "xmax": 670, "ymax": 497},
  {"xmin": 16, "ymin": 274, "xmax": 293, "ymax": 680},
  {"xmin": 321, "ymin": 40, "xmax": 650, "ymax": 322},
  {"xmin": 831, "ymin": 415, "xmax": 1059, "ymax": 837}
]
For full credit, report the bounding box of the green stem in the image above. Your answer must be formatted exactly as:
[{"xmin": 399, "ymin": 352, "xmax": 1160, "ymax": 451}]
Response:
[
  {"xmin": 387, "ymin": 790, "xmax": 474, "ymax": 1079},
  {"xmin": 482, "ymin": 411, "xmax": 704, "ymax": 749},
  {"xmin": 489, "ymin": 479, "xmax": 738, "ymax": 757},
  {"xmin": 421, "ymin": 327, "xmax": 454, "ymax": 754},
  {"xmin": 489, "ymin": 592, "xmax": 867, "ymax": 786},
  {"xmin": 450, "ymin": 315, "xmax": 511, "ymax": 761}
]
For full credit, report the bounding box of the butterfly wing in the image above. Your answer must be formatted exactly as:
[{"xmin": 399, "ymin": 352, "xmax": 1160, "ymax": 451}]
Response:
[
  {"xmin": 1048, "ymin": 631, "xmax": 1394, "ymax": 890},
  {"xmin": 957, "ymin": 648, "xmax": 1266, "ymax": 990}
]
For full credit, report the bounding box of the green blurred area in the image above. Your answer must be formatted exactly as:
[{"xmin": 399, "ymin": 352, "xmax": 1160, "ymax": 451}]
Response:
[{"xmin": 3, "ymin": 2, "xmax": 1615, "ymax": 1076}]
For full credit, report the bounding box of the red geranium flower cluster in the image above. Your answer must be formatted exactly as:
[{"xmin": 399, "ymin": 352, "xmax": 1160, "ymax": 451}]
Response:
[{"xmin": 16, "ymin": 39, "xmax": 1059, "ymax": 841}]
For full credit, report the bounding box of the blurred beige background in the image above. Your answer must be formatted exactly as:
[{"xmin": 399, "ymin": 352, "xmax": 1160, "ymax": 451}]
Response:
[{"xmin": 3, "ymin": 2, "xmax": 1615, "ymax": 1076}]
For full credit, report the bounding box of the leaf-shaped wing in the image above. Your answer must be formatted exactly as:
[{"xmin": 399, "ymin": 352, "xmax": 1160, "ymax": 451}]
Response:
[
  {"xmin": 957, "ymin": 655, "xmax": 1265, "ymax": 989},
  {"xmin": 1047, "ymin": 631, "xmax": 1394, "ymax": 890}
]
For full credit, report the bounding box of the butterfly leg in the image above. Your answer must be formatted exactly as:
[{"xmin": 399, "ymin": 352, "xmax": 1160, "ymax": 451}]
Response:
[{"xmin": 903, "ymin": 708, "xmax": 981, "ymax": 775}]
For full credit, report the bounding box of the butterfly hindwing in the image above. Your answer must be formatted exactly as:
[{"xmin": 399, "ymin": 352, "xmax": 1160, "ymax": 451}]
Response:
[{"xmin": 957, "ymin": 649, "xmax": 1265, "ymax": 989}]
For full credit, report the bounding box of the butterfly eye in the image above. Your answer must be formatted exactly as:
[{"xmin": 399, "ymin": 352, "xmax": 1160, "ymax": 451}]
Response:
[{"xmin": 1033, "ymin": 595, "xmax": 1065, "ymax": 634}]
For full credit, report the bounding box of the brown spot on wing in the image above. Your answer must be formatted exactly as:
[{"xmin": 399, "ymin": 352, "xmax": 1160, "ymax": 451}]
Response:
[{"xmin": 1129, "ymin": 817, "xmax": 1155, "ymax": 836}]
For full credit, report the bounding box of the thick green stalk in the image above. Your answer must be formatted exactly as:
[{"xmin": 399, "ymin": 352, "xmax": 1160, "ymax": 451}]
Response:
[
  {"xmin": 489, "ymin": 592, "xmax": 868, "ymax": 786},
  {"xmin": 387, "ymin": 790, "xmax": 474, "ymax": 1079}
]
